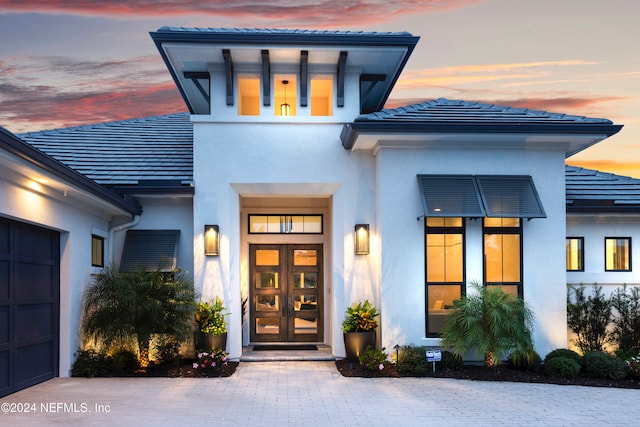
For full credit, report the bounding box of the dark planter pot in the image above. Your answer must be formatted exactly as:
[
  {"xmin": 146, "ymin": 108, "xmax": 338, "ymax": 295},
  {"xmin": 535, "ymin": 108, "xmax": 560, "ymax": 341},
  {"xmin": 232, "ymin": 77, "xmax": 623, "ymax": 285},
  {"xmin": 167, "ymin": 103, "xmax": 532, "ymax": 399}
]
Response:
[
  {"xmin": 343, "ymin": 330, "xmax": 376, "ymax": 363},
  {"xmin": 196, "ymin": 332, "xmax": 227, "ymax": 352}
]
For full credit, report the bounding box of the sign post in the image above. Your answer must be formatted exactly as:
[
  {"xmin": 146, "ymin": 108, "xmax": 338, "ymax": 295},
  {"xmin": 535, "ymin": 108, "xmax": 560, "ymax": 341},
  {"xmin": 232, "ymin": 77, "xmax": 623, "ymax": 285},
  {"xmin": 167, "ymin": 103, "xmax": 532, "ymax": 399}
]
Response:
[{"xmin": 425, "ymin": 349, "xmax": 442, "ymax": 373}]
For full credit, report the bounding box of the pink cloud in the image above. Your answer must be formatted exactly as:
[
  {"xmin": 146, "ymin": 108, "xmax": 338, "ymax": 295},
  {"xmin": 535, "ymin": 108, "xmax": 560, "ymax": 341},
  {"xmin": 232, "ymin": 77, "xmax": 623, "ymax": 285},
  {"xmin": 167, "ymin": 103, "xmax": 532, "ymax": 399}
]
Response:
[{"xmin": 0, "ymin": 0, "xmax": 486, "ymax": 26}]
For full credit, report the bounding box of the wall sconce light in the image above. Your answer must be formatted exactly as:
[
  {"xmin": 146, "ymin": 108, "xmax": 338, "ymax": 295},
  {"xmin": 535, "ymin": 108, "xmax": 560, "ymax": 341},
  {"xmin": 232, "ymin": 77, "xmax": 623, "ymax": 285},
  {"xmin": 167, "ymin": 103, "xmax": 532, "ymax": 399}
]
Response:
[
  {"xmin": 204, "ymin": 225, "xmax": 219, "ymax": 256},
  {"xmin": 354, "ymin": 224, "xmax": 369, "ymax": 255},
  {"xmin": 280, "ymin": 80, "xmax": 290, "ymax": 116}
]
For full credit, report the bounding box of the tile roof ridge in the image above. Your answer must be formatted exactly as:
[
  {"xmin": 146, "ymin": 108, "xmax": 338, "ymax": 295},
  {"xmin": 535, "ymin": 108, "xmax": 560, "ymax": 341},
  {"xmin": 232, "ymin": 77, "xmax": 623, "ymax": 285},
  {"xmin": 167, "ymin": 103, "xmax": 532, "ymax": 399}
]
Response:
[
  {"xmin": 19, "ymin": 112, "xmax": 190, "ymax": 136},
  {"xmin": 155, "ymin": 26, "xmax": 414, "ymax": 36}
]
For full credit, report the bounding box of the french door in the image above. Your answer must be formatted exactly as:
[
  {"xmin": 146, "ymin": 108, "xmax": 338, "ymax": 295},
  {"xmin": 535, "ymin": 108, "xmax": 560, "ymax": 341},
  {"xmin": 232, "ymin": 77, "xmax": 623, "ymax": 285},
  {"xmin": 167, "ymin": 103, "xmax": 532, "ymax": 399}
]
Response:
[{"xmin": 249, "ymin": 244, "xmax": 323, "ymax": 343}]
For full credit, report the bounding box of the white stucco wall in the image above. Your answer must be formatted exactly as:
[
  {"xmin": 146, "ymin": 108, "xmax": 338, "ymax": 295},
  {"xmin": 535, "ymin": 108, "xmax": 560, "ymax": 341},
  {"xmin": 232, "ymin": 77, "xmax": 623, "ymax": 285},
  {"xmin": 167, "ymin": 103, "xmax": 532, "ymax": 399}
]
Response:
[
  {"xmin": 567, "ymin": 214, "xmax": 640, "ymax": 287},
  {"xmin": 0, "ymin": 176, "xmax": 128, "ymax": 377},
  {"xmin": 111, "ymin": 198, "xmax": 194, "ymax": 278},
  {"xmin": 376, "ymin": 146, "xmax": 569, "ymax": 357}
]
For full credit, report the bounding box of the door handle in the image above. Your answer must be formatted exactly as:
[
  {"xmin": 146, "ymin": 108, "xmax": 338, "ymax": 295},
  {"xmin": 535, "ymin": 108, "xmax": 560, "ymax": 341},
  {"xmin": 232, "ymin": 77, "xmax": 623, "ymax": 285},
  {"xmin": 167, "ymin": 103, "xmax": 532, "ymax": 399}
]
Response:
[{"xmin": 288, "ymin": 296, "xmax": 293, "ymax": 317}]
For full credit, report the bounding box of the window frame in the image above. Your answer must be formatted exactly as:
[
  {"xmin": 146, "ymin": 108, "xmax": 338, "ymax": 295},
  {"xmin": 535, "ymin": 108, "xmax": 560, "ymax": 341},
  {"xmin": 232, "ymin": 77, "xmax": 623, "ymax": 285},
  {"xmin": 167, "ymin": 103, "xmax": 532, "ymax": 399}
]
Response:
[
  {"xmin": 482, "ymin": 218, "xmax": 523, "ymax": 297},
  {"xmin": 604, "ymin": 237, "xmax": 632, "ymax": 272},
  {"xmin": 566, "ymin": 237, "xmax": 584, "ymax": 272},
  {"xmin": 91, "ymin": 234, "xmax": 105, "ymax": 268},
  {"xmin": 424, "ymin": 217, "xmax": 466, "ymax": 338}
]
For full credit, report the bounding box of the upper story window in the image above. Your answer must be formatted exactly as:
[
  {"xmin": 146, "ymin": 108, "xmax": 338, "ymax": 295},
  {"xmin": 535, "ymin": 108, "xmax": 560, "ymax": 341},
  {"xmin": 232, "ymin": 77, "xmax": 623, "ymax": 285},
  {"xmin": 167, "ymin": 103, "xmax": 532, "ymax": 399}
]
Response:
[
  {"xmin": 605, "ymin": 237, "xmax": 631, "ymax": 271},
  {"xmin": 566, "ymin": 237, "xmax": 584, "ymax": 271},
  {"xmin": 238, "ymin": 75, "xmax": 260, "ymax": 116},
  {"xmin": 275, "ymin": 75, "xmax": 296, "ymax": 117},
  {"xmin": 310, "ymin": 75, "xmax": 333, "ymax": 116}
]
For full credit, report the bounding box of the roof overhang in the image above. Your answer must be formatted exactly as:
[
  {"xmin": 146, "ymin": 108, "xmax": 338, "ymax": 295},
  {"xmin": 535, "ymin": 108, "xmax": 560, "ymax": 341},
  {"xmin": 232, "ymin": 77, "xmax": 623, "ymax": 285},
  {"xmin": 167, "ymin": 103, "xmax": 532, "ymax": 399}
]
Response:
[
  {"xmin": 150, "ymin": 28, "xmax": 419, "ymax": 115},
  {"xmin": 341, "ymin": 121, "xmax": 623, "ymax": 156},
  {"xmin": 0, "ymin": 127, "xmax": 141, "ymax": 217}
]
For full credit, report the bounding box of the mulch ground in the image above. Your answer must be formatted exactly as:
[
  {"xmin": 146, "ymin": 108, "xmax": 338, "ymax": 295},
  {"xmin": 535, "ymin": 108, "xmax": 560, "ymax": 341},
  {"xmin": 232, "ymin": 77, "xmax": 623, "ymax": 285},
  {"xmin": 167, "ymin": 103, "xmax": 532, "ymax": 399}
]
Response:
[
  {"xmin": 335, "ymin": 359, "xmax": 640, "ymax": 389},
  {"xmin": 124, "ymin": 359, "xmax": 239, "ymax": 378}
]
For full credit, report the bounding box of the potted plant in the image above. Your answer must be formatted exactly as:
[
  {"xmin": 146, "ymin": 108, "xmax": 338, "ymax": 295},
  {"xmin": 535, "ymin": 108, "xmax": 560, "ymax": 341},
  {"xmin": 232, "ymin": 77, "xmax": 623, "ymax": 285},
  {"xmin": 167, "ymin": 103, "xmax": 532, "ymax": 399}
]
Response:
[
  {"xmin": 194, "ymin": 296, "xmax": 229, "ymax": 351},
  {"xmin": 342, "ymin": 299, "xmax": 379, "ymax": 363}
]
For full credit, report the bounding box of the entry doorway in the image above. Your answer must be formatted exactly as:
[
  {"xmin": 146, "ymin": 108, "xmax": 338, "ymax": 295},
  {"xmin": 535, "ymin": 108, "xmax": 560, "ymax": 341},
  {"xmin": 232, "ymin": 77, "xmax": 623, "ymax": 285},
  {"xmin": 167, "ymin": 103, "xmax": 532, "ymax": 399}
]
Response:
[{"xmin": 249, "ymin": 244, "xmax": 323, "ymax": 343}]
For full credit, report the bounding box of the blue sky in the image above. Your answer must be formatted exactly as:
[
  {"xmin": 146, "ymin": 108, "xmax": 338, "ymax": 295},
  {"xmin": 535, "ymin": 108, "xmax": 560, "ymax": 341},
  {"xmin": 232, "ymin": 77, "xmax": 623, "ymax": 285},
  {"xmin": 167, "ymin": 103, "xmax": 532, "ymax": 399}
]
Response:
[{"xmin": 1, "ymin": 0, "xmax": 639, "ymax": 176}]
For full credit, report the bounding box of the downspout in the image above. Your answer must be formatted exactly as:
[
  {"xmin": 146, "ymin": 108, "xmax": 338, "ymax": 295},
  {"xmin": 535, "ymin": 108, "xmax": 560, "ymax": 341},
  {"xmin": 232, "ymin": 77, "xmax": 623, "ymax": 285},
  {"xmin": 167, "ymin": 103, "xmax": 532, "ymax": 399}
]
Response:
[{"xmin": 108, "ymin": 215, "xmax": 140, "ymax": 268}]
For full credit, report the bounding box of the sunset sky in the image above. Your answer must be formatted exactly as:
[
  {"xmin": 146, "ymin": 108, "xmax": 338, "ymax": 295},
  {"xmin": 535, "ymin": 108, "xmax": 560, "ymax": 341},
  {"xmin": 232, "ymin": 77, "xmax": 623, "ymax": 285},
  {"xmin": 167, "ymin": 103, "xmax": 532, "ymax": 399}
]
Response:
[{"xmin": 1, "ymin": 0, "xmax": 638, "ymax": 177}]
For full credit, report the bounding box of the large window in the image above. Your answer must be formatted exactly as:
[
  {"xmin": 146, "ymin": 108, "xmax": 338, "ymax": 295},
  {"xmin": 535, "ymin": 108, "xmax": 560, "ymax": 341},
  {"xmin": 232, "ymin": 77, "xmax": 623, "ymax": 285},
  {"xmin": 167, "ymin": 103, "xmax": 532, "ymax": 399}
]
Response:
[
  {"xmin": 566, "ymin": 237, "xmax": 584, "ymax": 271},
  {"xmin": 425, "ymin": 217, "xmax": 464, "ymax": 337},
  {"xmin": 91, "ymin": 235, "xmax": 104, "ymax": 267},
  {"xmin": 483, "ymin": 217, "xmax": 521, "ymax": 297},
  {"xmin": 605, "ymin": 237, "xmax": 631, "ymax": 271}
]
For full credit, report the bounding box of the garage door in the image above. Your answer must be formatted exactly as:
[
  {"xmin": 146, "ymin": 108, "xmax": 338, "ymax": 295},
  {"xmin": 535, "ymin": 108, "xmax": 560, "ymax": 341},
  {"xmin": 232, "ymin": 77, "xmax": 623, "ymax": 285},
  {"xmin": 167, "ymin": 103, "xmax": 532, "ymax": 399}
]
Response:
[{"xmin": 0, "ymin": 217, "xmax": 59, "ymax": 397}]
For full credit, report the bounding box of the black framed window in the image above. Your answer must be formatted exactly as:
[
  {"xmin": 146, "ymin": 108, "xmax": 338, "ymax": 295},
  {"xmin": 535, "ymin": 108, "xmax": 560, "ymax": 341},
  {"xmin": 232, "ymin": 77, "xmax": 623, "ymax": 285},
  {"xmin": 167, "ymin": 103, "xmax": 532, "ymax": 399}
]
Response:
[
  {"xmin": 425, "ymin": 217, "xmax": 465, "ymax": 337},
  {"xmin": 605, "ymin": 237, "xmax": 631, "ymax": 271},
  {"xmin": 483, "ymin": 217, "xmax": 522, "ymax": 297},
  {"xmin": 566, "ymin": 237, "xmax": 584, "ymax": 271},
  {"xmin": 91, "ymin": 235, "xmax": 104, "ymax": 267}
]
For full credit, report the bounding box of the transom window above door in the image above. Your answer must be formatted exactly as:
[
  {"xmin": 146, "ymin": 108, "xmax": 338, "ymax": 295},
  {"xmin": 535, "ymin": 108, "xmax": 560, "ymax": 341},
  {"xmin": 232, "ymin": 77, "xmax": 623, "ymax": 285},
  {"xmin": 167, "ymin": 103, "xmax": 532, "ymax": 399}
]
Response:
[{"xmin": 249, "ymin": 214, "xmax": 323, "ymax": 234}]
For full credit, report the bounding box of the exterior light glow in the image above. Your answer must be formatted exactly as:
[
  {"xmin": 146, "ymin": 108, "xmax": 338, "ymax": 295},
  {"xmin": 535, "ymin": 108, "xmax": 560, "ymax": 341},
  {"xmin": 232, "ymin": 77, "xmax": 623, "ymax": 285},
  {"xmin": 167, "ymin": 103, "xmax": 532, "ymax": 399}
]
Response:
[
  {"xmin": 355, "ymin": 224, "xmax": 370, "ymax": 255},
  {"xmin": 204, "ymin": 225, "xmax": 219, "ymax": 256},
  {"xmin": 280, "ymin": 80, "xmax": 290, "ymax": 117}
]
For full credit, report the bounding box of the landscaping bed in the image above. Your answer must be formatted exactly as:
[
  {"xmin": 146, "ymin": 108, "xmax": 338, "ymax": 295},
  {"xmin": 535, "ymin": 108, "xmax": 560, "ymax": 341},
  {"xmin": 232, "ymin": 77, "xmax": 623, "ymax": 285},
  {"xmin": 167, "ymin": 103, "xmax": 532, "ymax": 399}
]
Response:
[
  {"xmin": 121, "ymin": 359, "xmax": 239, "ymax": 378},
  {"xmin": 335, "ymin": 359, "xmax": 640, "ymax": 389}
]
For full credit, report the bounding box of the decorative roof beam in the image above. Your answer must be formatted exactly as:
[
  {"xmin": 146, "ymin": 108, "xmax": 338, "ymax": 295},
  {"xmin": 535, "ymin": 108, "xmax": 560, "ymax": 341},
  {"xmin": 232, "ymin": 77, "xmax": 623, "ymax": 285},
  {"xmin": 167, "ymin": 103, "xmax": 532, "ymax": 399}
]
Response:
[
  {"xmin": 183, "ymin": 72, "xmax": 210, "ymax": 108},
  {"xmin": 300, "ymin": 50, "xmax": 309, "ymax": 107},
  {"xmin": 261, "ymin": 50, "xmax": 271, "ymax": 106},
  {"xmin": 360, "ymin": 74, "xmax": 387, "ymax": 109},
  {"xmin": 337, "ymin": 51, "xmax": 348, "ymax": 108},
  {"xmin": 222, "ymin": 49, "xmax": 234, "ymax": 106}
]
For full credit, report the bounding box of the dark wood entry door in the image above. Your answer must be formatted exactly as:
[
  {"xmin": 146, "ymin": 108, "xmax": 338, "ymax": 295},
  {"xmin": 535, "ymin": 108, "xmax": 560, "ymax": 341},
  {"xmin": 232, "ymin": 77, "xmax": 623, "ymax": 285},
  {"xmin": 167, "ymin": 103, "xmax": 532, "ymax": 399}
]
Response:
[{"xmin": 249, "ymin": 244, "xmax": 323, "ymax": 343}]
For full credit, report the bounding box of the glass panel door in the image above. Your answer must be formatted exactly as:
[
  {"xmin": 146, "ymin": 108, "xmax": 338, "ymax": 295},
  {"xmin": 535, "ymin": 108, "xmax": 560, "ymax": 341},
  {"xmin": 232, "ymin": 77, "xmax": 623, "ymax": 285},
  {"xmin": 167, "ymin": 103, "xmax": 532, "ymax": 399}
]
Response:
[{"xmin": 250, "ymin": 244, "xmax": 323, "ymax": 343}]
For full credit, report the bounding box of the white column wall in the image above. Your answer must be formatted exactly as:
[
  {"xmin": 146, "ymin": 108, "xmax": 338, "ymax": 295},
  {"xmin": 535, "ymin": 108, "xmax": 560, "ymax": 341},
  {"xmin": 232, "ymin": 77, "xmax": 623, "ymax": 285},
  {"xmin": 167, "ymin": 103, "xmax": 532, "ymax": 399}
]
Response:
[
  {"xmin": 376, "ymin": 147, "xmax": 568, "ymax": 357},
  {"xmin": 193, "ymin": 122, "xmax": 377, "ymax": 359}
]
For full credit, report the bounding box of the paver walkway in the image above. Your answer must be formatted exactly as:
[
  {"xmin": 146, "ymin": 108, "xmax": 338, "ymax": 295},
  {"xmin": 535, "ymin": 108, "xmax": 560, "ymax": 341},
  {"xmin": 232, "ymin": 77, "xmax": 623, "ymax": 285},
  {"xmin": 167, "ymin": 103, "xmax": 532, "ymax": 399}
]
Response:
[{"xmin": 2, "ymin": 361, "xmax": 639, "ymax": 426}]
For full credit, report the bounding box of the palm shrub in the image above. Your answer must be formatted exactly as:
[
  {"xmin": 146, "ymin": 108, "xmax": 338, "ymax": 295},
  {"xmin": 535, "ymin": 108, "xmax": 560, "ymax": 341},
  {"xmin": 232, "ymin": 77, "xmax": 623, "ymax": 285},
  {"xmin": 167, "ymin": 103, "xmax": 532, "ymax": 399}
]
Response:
[
  {"xmin": 440, "ymin": 282, "xmax": 535, "ymax": 367},
  {"xmin": 610, "ymin": 285, "xmax": 640, "ymax": 357},
  {"xmin": 567, "ymin": 284, "xmax": 612, "ymax": 353},
  {"xmin": 81, "ymin": 268, "xmax": 195, "ymax": 367}
]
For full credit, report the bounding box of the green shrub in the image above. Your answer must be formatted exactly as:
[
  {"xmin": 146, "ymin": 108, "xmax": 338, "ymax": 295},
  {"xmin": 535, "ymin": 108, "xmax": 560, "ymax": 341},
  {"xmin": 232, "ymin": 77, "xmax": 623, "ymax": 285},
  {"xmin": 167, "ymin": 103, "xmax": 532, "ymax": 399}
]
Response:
[
  {"xmin": 440, "ymin": 350, "xmax": 464, "ymax": 371},
  {"xmin": 610, "ymin": 286, "xmax": 640, "ymax": 356},
  {"xmin": 359, "ymin": 346, "xmax": 388, "ymax": 371},
  {"xmin": 71, "ymin": 349, "xmax": 116, "ymax": 378},
  {"xmin": 544, "ymin": 348, "xmax": 582, "ymax": 366},
  {"xmin": 582, "ymin": 351, "xmax": 626, "ymax": 380},
  {"xmin": 508, "ymin": 349, "xmax": 542, "ymax": 372},
  {"xmin": 567, "ymin": 285, "xmax": 612, "ymax": 353},
  {"xmin": 110, "ymin": 348, "xmax": 139, "ymax": 373},
  {"xmin": 152, "ymin": 335, "xmax": 180, "ymax": 364},
  {"xmin": 397, "ymin": 346, "xmax": 462, "ymax": 375},
  {"xmin": 544, "ymin": 356, "xmax": 581, "ymax": 378},
  {"xmin": 397, "ymin": 346, "xmax": 430, "ymax": 376},
  {"xmin": 625, "ymin": 356, "xmax": 640, "ymax": 379}
]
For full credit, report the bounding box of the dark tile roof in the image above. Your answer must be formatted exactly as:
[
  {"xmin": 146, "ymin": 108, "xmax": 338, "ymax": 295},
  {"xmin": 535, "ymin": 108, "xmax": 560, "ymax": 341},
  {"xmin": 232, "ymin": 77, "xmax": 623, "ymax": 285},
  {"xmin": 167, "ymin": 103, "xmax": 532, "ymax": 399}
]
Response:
[
  {"xmin": 19, "ymin": 113, "xmax": 193, "ymax": 186},
  {"xmin": 359, "ymin": 98, "xmax": 616, "ymax": 124},
  {"xmin": 16, "ymin": 108, "xmax": 638, "ymax": 213},
  {"xmin": 155, "ymin": 27, "xmax": 414, "ymax": 38},
  {"xmin": 566, "ymin": 165, "xmax": 640, "ymax": 212}
]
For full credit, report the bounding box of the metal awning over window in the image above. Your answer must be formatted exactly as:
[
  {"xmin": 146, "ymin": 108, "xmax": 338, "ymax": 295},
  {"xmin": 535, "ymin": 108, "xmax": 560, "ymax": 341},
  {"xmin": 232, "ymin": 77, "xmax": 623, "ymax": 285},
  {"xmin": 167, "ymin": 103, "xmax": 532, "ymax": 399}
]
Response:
[
  {"xmin": 417, "ymin": 175, "xmax": 546, "ymax": 219},
  {"xmin": 417, "ymin": 175, "xmax": 485, "ymax": 217},
  {"xmin": 120, "ymin": 230, "xmax": 180, "ymax": 272}
]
